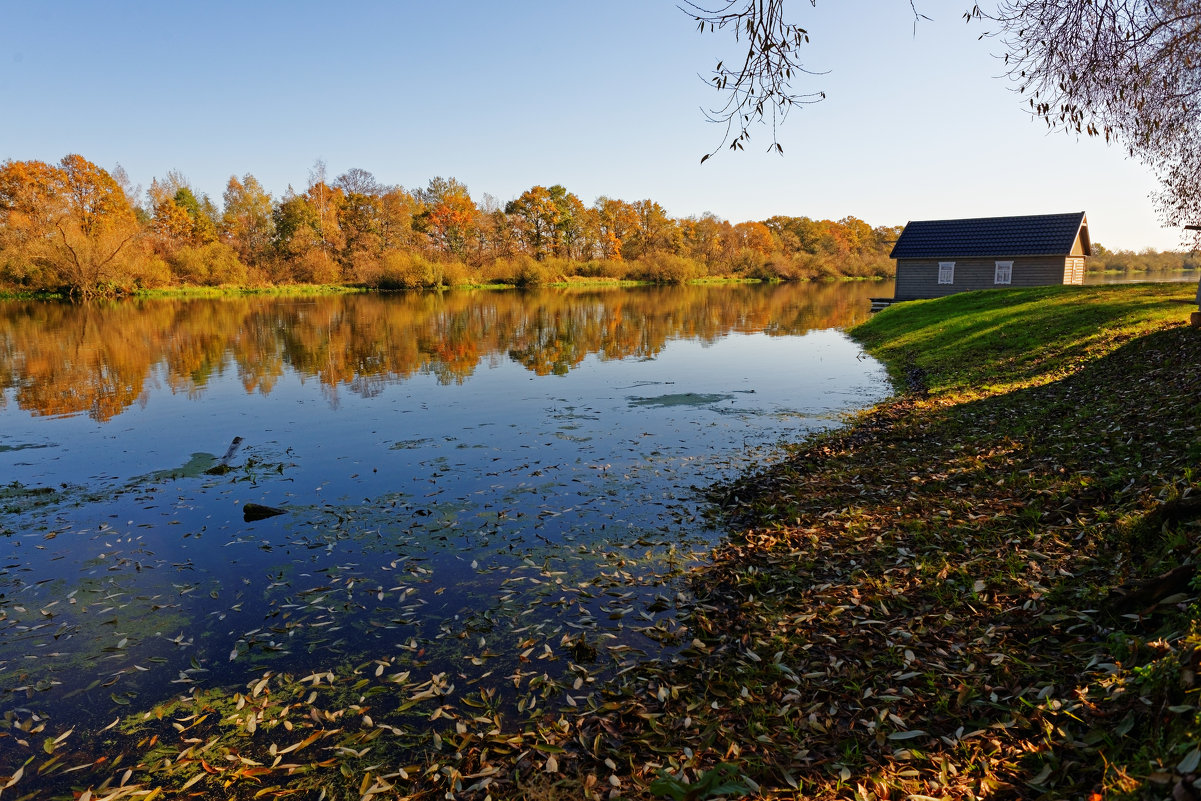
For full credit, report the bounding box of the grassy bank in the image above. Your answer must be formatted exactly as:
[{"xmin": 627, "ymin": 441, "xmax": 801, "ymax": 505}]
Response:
[{"xmin": 595, "ymin": 283, "xmax": 1198, "ymax": 800}]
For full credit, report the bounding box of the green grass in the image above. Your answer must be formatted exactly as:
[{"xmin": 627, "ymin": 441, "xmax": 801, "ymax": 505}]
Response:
[
  {"xmin": 854, "ymin": 283, "xmax": 1196, "ymax": 394},
  {"xmin": 132, "ymin": 283, "xmax": 367, "ymax": 298}
]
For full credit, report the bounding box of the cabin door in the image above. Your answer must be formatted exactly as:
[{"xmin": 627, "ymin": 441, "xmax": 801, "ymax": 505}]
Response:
[{"xmin": 1064, "ymin": 257, "xmax": 1085, "ymax": 285}]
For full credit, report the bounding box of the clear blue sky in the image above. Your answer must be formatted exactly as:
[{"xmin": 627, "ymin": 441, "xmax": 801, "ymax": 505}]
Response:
[{"xmin": 0, "ymin": 1, "xmax": 1180, "ymax": 250}]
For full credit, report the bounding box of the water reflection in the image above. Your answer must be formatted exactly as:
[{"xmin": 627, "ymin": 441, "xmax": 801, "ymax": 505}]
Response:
[
  {"xmin": 1083, "ymin": 267, "xmax": 1200, "ymax": 285},
  {"xmin": 0, "ymin": 281, "xmax": 891, "ymax": 422}
]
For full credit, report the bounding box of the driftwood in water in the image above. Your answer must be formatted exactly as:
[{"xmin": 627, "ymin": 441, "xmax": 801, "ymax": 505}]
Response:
[{"xmin": 205, "ymin": 436, "xmax": 244, "ymax": 475}]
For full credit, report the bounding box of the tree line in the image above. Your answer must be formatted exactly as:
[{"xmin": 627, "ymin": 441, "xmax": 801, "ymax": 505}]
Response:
[
  {"xmin": 1087, "ymin": 243, "xmax": 1201, "ymax": 275},
  {"xmin": 0, "ymin": 154, "xmax": 903, "ymax": 298}
]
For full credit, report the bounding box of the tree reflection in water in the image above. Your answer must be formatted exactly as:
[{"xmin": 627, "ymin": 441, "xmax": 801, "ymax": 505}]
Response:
[{"xmin": 0, "ymin": 281, "xmax": 891, "ymax": 422}]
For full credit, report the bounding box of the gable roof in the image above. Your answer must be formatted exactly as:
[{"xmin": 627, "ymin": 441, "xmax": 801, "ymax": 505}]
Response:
[{"xmin": 889, "ymin": 212, "xmax": 1089, "ymax": 259}]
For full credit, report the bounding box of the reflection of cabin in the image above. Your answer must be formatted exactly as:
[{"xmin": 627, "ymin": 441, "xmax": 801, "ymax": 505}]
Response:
[{"xmin": 887, "ymin": 212, "xmax": 1091, "ymax": 301}]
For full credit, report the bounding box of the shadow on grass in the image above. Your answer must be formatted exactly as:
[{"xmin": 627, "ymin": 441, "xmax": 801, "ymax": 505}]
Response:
[{"xmin": 654, "ymin": 318, "xmax": 1201, "ymax": 799}]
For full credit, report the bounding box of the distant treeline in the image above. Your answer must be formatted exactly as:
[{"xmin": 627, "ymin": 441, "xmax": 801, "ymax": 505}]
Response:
[
  {"xmin": 1087, "ymin": 243, "xmax": 1201, "ymax": 274},
  {"xmin": 0, "ymin": 154, "xmax": 902, "ymax": 298}
]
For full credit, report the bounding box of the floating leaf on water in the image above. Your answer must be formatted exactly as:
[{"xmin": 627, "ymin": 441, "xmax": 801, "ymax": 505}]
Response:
[{"xmin": 2, "ymin": 760, "xmax": 27, "ymax": 789}]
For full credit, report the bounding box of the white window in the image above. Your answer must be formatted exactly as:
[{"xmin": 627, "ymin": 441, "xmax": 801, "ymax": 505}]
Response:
[
  {"xmin": 994, "ymin": 260, "xmax": 1013, "ymax": 285},
  {"xmin": 938, "ymin": 262, "xmax": 955, "ymax": 285}
]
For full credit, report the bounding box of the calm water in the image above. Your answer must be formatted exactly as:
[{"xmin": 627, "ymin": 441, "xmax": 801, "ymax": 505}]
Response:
[
  {"xmin": 0, "ymin": 281, "xmax": 892, "ymax": 792},
  {"xmin": 1083, "ymin": 266, "xmax": 1200, "ymax": 284}
]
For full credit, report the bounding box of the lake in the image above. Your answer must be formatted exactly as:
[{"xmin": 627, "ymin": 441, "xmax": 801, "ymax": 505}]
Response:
[{"xmin": 0, "ymin": 281, "xmax": 893, "ymax": 796}]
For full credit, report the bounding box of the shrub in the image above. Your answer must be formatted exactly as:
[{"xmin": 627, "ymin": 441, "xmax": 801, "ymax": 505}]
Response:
[
  {"xmin": 347, "ymin": 250, "xmax": 383, "ymax": 286},
  {"xmin": 377, "ymin": 250, "xmax": 445, "ymax": 289},
  {"xmin": 293, "ymin": 249, "xmax": 341, "ymax": 285},
  {"xmin": 513, "ymin": 255, "xmax": 553, "ymax": 287},
  {"xmin": 571, "ymin": 259, "xmax": 626, "ymax": 279},
  {"xmin": 484, "ymin": 255, "xmax": 555, "ymax": 287},
  {"xmin": 730, "ymin": 247, "xmax": 769, "ymax": 278},
  {"xmin": 169, "ymin": 242, "xmax": 249, "ymax": 286},
  {"xmin": 125, "ymin": 249, "xmax": 173, "ymax": 289},
  {"xmin": 627, "ymin": 253, "xmax": 704, "ymax": 284},
  {"xmin": 440, "ymin": 260, "xmax": 470, "ymax": 288}
]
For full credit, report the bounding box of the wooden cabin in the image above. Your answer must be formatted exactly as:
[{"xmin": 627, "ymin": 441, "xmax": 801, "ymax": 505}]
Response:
[{"xmin": 888, "ymin": 212, "xmax": 1091, "ymax": 301}]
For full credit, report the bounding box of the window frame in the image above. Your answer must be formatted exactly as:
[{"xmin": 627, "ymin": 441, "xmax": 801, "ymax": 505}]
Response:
[
  {"xmin": 994, "ymin": 260, "xmax": 1013, "ymax": 285},
  {"xmin": 937, "ymin": 261, "xmax": 955, "ymax": 285}
]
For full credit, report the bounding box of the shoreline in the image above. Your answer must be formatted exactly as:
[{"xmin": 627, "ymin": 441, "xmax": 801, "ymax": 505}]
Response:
[
  {"xmin": 596, "ymin": 282, "xmax": 1199, "ymax": 799},
  {"xmin": 0, "ymin": 274, "xmax": 895, "ymax": 302}
]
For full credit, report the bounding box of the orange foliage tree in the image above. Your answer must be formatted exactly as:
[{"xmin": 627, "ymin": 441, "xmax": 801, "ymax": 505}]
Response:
[{"xmin": 0, "ymin": 154, "xmax": 141, "ymax": 297}]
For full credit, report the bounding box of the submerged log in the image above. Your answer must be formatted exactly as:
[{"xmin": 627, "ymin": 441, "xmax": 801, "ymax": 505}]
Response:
[{"xmin": 243, "ymin": 503, "xmax": 286, "ymax": 522}]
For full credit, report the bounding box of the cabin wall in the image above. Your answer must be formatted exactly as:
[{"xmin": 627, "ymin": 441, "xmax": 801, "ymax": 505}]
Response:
[{"xmin": 894, "ymin": 256, "xmax": 1072, "ymax": 299}]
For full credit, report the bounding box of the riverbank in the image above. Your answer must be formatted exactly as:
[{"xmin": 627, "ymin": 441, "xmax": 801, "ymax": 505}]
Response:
[{"xmin": 565, "ymin": 283, "xmax": 1199, "ymax": 800}]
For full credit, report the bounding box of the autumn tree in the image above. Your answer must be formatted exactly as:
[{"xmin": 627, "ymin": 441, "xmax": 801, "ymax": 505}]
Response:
[
  {"xmin": 594, "ymin": 197, "xmax": 638, "ymax": 261},
  {"xmin": 416, "ymin": 177, "xmax": 476, "ymax": 258},
  {"xmin": 378, "ymin": 187, "xmax": 419, "ymax": 253},
  {"xmin": 549, "ymin": 185, "xmax": 587, "ymax": 259},
  {"xmin": 472, "ymin": 200, "xmax": 519, "ymax": 264},
  {"xmin": 681, "ymin": 213, "xmax": 732, "ymax": 266},
  {"xmin": 623, "ymin": 199, "xmax": 682, "ymax": 260},
  {"xmin": 572, "ymin": 205, "xmax": 607, "ymax": 262},
  {"xmin": 0, "ymin": 159, "xmax": 67, "ymax": 287},
  {"xmin": 148, "ymin": 171, "xmax": 218, "ymax": 250},
  {"xmin": 0, "ymin": 155, "xmax": 142, "ymax": 297},
  {"xmin": 731, "ymin": 220, "xmax": 774, "ymax": 255},
  {"xmin": 272, "ymin": 188, "xmax": 334, "ymax": 283},
  {"xmin": 304, "ymin": 161, "xmax": 346, "ymax": 260},
  {"xmin": 334, "ymin": 168, "xmax": 387, "ymax": 276},
  {"xmin": 221, "ymin": 174, "xmax": 275, "ymax": 267},
  {"xmin": 506, "ymin": 186, "xmax": 561, "ymax": 259}
]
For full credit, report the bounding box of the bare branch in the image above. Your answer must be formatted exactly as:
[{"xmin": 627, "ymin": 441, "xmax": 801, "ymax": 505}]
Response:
[
  {"xmin": 682, "ymin": 0, "xmax": 824, "ymax": 161},
  {"xmin": 686, "ymin": 1, "xmax": 929, "ymax": 162},
  {"xmin": 975, "ymin": 1, "xmax": 1201, "ymax": 232}
]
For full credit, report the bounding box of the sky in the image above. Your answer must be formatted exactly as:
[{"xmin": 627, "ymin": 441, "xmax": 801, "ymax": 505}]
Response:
[{"xmin": 0, "ymin": 1, "xmax": 1183, "ymax": 251}]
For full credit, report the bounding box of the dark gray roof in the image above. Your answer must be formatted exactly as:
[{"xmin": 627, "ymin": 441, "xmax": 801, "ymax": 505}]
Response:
[{"xmin": 889, "ymin": 212, "xmax": 1088, "ymax": 259}]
